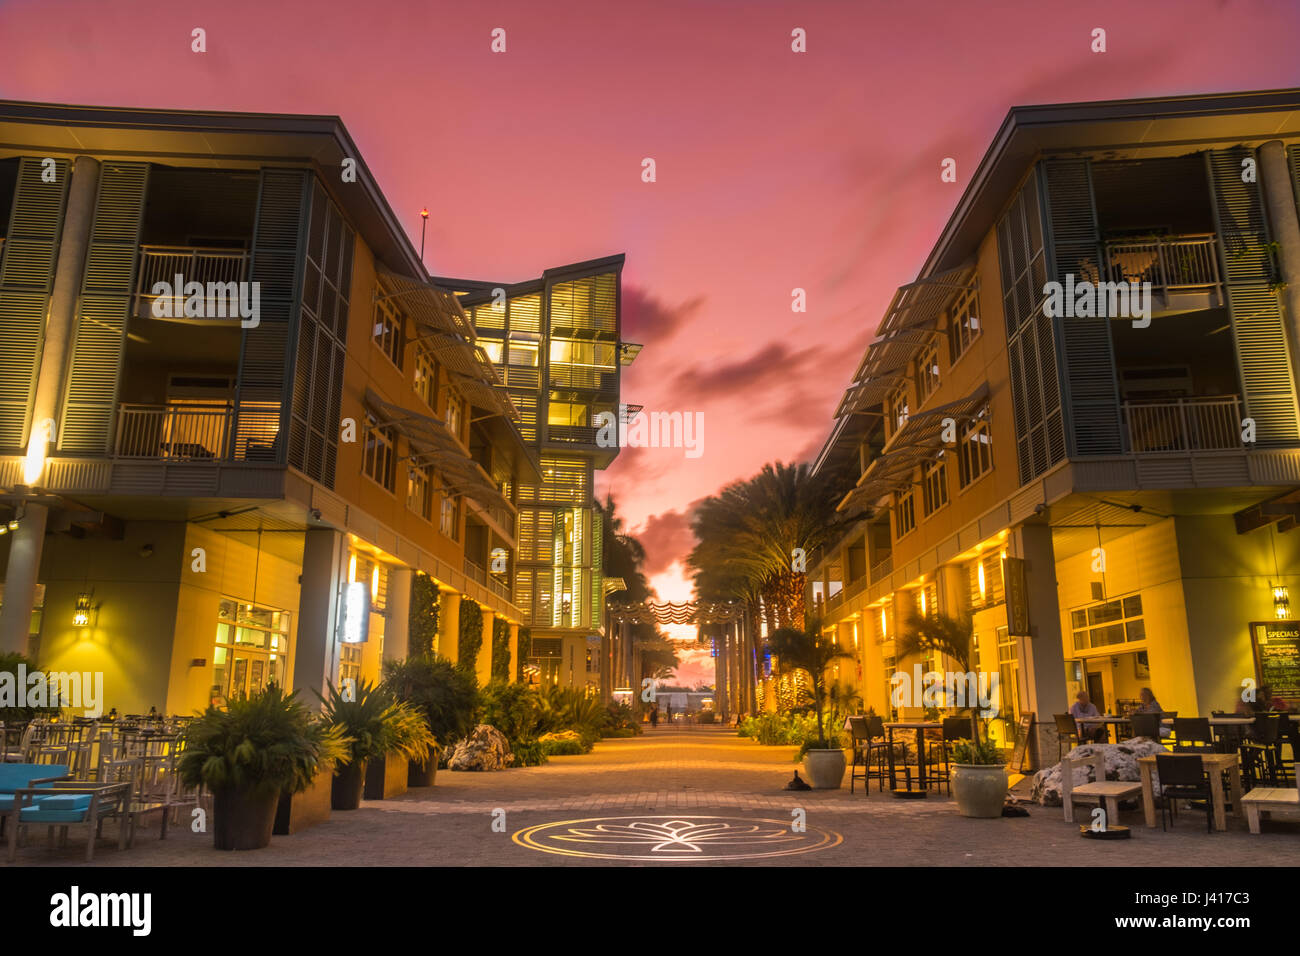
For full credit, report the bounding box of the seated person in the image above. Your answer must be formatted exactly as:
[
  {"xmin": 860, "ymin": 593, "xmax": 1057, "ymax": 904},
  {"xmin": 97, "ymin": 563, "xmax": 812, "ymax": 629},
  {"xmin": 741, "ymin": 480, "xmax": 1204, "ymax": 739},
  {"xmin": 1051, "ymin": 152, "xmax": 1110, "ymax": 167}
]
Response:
[
  {"xmin": 1137, "ymin": 687, "xmax": 1173, "ymax": 738},
  {"xmin": 1069, "ymin": 691, "xmax": 1107, "ymax": 742}
]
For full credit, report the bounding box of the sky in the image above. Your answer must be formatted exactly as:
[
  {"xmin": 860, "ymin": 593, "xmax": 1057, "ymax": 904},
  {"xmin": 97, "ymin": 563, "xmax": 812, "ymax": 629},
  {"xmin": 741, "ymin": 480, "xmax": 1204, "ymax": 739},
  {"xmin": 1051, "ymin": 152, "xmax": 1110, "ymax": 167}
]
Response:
[{"xmin": 3, "ymin": 0, "xmax": 1297, "ymax": 686}]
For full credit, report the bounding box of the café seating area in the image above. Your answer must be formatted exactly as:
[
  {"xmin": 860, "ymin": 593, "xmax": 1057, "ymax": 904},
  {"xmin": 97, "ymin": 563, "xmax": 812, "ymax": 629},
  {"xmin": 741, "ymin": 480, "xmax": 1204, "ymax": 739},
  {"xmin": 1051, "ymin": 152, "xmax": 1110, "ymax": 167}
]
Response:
[{"xmin": 0, "ymin": 714, "xmax": 202, "ymax": 862}]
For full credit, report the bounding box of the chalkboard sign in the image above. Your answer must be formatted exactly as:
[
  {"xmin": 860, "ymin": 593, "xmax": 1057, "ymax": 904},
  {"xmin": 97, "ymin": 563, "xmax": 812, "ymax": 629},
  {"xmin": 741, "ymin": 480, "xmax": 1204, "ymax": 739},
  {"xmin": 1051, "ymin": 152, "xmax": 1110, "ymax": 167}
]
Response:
[
  {"xmin": 1010, "ymin": 713, "xmax": 1035, "ymax": 773},
  {"xmin": 1250, "ymin": 621, "xmax": 1300, "ymax": 704}
]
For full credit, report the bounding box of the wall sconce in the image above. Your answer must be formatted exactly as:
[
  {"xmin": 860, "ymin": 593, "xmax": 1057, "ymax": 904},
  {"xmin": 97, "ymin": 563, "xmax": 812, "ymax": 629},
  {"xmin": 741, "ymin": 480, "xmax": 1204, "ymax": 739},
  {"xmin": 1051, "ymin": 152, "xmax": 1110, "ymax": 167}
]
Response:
[
  {"xmin": 73, "ymin": 590, "xmax": 95, "ymax": 627},
  {"xmin": 1273, "ymin": 584, "xmax": 1290, "ymax": 620}
]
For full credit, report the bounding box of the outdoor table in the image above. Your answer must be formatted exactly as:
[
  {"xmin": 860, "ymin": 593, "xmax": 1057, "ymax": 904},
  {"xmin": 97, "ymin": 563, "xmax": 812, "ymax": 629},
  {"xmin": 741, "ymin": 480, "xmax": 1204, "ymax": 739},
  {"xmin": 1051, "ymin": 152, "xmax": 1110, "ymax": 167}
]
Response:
[
  {"xmin": 1076, "ymin": 715, "xmax": 1130, "ymax": 743},
  {"xmin": 1137, "ymin": 752, "xmax": 1242, "ymax": 831},
  {"xmin": 883, "ymin": 721, "xmax": 942, "ymax": 791}
]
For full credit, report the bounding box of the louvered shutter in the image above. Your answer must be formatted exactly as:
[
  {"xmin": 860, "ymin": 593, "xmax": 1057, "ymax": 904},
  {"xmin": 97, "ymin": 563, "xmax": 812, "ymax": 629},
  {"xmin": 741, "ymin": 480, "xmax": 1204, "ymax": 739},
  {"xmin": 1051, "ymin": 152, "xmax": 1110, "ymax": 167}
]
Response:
[
  {"xmin": 590, "ymin": 507, "xmax": 602, "ymax": 627},
  {"xmin": 237, "ymin": 169, "xmax": 309, "ymax": 465},
  {"xmin": 0, "ymin": 158, "xmax": 69, "ymax": 449},
  {"xmin": 1207, "ymin": 149, "xmax": 1300, "ymax": 446},
  {"xmin": 1041, "ymin": 159, "xmax": 1122, "ymax": 456},
  {"xmin": 1289, "ymin": 147, "xmax": 1300, "ymax": 222},
  {"xmin": 59, "ymin": 162, "xmax": 148, "ymax": 454}
]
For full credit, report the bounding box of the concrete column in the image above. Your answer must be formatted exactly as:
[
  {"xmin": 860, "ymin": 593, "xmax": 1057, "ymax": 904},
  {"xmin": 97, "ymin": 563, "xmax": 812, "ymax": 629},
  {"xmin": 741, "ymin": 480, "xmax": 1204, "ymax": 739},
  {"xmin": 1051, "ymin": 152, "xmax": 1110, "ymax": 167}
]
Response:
[
  {"xmin": 295, "ymin": 528, "xmax": 345, "ymax": 699},
  {"xmin": 384, "ymin": 567, "xmax": 412, "ymax": 662},
  {"xmin": 1258, "ymin": 141, "xmax": 1300, "ymax": 394},
  {"xmin": 437, "ymin": 589, "xmax": 461, "ymax": 666},
  {"xmin": 1010, "ymin": 522, "xmax": 1068, "ymax": 771},
  {"xmin": 508, "ymin": 622, "xmax": 520, "ymax": 684},
  {"xmin": 477, "ymin": 609, "xmax": 493, "ymax": 686},
  {"xmin": 0, "ymin": 157, "xmax": 100, "ymax": 656}
]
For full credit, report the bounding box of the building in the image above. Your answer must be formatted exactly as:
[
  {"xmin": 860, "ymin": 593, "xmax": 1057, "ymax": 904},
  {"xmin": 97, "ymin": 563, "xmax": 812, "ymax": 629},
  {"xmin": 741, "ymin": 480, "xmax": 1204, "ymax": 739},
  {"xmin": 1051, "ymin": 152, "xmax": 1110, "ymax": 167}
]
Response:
[
  {"xmin": 0, "ymin": 100, "xmax": 617, "ymax": 715},
  {"xmin": 437, "ymin": 259, "xmax": 637, "ymax": 690},
  {"xmin": 806, "ymin": 89, "xmax": 1300, "ymax": 765}
]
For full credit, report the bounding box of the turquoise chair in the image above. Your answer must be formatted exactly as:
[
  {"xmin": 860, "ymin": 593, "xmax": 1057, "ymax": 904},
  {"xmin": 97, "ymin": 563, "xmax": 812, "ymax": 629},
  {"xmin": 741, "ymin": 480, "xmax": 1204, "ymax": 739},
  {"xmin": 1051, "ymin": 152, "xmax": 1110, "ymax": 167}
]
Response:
[{"xmin": 5, "ymin": 769, "xmax": 130, "ymax": 863}]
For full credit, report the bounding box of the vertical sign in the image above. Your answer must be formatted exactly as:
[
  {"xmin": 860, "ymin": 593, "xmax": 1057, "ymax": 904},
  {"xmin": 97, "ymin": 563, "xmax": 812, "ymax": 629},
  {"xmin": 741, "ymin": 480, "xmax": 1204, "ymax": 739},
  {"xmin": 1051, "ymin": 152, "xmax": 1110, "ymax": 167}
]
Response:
[
  {"xmin": 1003, "ymin": 557, "xmax": 1030, "ymax": 637},
  {"xmin": 342, "ymin": 581, "xmax": 370, "ymax": 643}
]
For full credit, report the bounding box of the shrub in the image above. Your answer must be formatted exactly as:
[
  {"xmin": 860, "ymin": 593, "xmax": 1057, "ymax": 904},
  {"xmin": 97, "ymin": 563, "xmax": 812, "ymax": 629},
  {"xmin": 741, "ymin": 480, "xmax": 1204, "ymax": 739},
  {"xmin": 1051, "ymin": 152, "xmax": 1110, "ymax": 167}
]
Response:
[
  {"xmin": 603, "ymin": 701, "xmax": 641, "ymax": 736},
  {"xmin": 458, "ymin": 600, "xmax": 484, "ymax": 671},
  {"xmin": 539, "ymin": 730, "xmax": 590, "ymax": 756},
  {"xmin": 0, "ymin": 652, "xmax": 60, "ymax": 723},
  {"xmin": 408, "ymin": 575, "xmax": 441, "ymax": 658},
  {"xmin": 380, "ymin": 655, "xmax": 477, "ymax": 753},
  {"xmin": 490, "ymin": 618, "xmax": 511, "ymax": 682},
  {"xmin": 317, "ymin": 679, "xmax": 434, "ymax": 766}
]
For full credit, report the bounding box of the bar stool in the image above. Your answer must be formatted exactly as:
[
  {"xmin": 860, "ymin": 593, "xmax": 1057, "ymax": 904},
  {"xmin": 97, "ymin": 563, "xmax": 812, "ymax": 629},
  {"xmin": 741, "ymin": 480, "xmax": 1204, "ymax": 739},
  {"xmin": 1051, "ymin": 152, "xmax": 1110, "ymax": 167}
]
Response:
[{"xmin": 1053, "ymin": 714, "xmax": 1082, "ymax": 762}]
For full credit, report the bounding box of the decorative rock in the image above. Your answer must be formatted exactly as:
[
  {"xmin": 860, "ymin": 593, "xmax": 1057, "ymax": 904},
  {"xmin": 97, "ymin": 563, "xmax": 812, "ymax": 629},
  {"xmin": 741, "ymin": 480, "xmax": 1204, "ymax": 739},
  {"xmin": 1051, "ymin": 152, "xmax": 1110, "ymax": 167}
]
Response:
[
  {"xmin": 1030, "ymin": 740, "xmax": 1169, "ymax": 806},
  {"xmin": 446, "ymin": 724, "xmax": 513, "ymax": 771}
]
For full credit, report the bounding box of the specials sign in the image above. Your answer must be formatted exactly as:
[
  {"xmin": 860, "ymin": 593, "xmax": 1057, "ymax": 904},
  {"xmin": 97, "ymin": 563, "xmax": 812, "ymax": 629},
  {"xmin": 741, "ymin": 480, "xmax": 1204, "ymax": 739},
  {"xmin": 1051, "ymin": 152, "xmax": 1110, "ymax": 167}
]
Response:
[{"xmin": 1250, "ymin": 621, "xmax": 1300, "ymax": 703}]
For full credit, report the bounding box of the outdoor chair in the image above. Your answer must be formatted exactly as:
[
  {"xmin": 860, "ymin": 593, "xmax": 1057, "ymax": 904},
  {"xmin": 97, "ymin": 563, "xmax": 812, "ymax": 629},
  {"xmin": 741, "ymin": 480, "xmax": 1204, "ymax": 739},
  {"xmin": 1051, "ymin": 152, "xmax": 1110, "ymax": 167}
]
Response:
[
  {"xmin": 99, "ymin": 758, "xmax": 170, "ymax": 846},
  {"xmin": 848, "ymin": 716, "xmax": 887, "ymax": 794},
  {"xmin": 1053, "ymin": 713, "xmax": 1082, "ymax": 762},
  {"xmin": 0, "ymin": 762, "xmax": 70, "ymax": 838},
  {"xmin": 931, "ymin": 716, "xmax": 975, "ymax": 795},
  {"xmin": 1128, "ymin": 712, "xmax": 1161, "ymax": 741},
  {"xmin": 1240, "ymin": 714, "xmax": 1283, "ymax": 789},
  {"xmin": 6, "ymin": 779, "xmax": 131, "ymax": 862},
  {"xmin": 1209, "ymin": 711, "xmax": 1247, "ymax": 755},
  {"xmin": 1153, "ymin": 754, "xmax": 1214, "ymax": 833},
  {"xmin": 1172, "ymin": 717, "xmax": 1214, "ymax": 752}
]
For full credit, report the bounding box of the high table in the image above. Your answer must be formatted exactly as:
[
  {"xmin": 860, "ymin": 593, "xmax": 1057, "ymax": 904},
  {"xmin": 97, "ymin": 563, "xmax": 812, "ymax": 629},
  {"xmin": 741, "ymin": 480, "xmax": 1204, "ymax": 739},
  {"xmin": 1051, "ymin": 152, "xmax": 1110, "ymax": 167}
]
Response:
[
  {"xmin": 883, "ymin": 721, "xmax": 942, "ymax": 791},
  {"xmin": 1076, "ymin": 715, "xmax": 1131, "ymax": 743},
  {"xmin": 1137, "ymin": 752, "xmax": 1243, "ymax": 831}
]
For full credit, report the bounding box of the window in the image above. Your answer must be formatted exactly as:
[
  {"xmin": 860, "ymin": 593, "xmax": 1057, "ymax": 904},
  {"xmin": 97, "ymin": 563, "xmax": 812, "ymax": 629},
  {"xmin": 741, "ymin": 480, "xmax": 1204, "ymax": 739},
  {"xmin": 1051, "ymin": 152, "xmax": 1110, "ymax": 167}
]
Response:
[
  {"xmin": 211, "ymin": 599, "xmax": 291, "ymax": 706},
  {"xmin": 921, "ymin": 458, "xmax": 948, "ymax": 516},
  {"xmin": 340, "ymin": 644, "xmax": 362, "ymax": 688},
  {"xmin": 445, "ymin": 392, "xmax": 465, "ymax": 441},
  {"xmin": 362, "ymin": 418, "xmax": 396, "ymax": 491},
  {"xmin": 948, "ymin": 286, "xmax": 981, "ymax": 364},
  {"xmin": 995, "ymin": 626, "xmax": 1019, "ymax": 720},
  {"xmin": 894, "ymin": 487, "xmax": 916, "ymax": 538},
  {"xmin": 888, "ymin": 387, "xmax": 910, "ymax": 435},
  {"xmin": 439, "ymin": 493, "xmax": 460, "ymax": 540},
  {"xmin": 373, "ymin": 298, "xmax": 405, "ymax": 369},
  {"xmin": 407, "ymin": 465, "xmax": 433, "ymax": 521},
  {"xmin": 1070, "ymin": 594, "xmax": 1145, "ymax": 651},
  {"xmin": 914, "ymin": 344, "xmax": 940, "ymax": 407},
  {"xmin": 957, "ymin": 411, "xmax": 993, "ymax": 487},
  {"xmin": 969, "ymin": 552, "xmax": 1005, "ymax": 608},
  {"xmin": 414, "ymin": 351, "xmax": 436, "ymax": 408}
]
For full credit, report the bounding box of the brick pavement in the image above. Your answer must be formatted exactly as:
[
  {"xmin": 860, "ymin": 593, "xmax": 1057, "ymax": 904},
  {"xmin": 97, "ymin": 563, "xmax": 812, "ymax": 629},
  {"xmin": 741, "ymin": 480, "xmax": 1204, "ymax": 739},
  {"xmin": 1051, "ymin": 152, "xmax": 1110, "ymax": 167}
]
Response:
[{"xmin": 3, "ymin": 725, "xmax": 1296, "ymax": 866}]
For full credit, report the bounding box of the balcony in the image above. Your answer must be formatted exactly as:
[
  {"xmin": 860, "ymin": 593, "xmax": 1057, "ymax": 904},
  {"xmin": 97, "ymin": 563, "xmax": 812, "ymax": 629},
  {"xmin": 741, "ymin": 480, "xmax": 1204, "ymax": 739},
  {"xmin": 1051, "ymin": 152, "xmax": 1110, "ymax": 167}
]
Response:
[
  {"xmin": 464, "ymin": 556, "xmax": 511, "ymax": 601},
  {"xmin": 869, "ymin": 554, "xmax": 893, "ymax": 584},
  {"xmin": 548, "ymin": 363, "xmax": 616, "ymax": 393},
  {"xmin": 135, "ymin": 245, "xmax": 250, "ymax": 317},
  {"xmin": 548, "ymin": 424, "xmax": 598, "ymax": 443},
  {"xmin": 1101, "ymin": 234, "xmax": 1224, "ymax": 315},
  {"xmin": 1122, "ymin": 396, "xmax": 1243, "ymax": 454},
  {"xmin": 114, "ymin": 403, "xmax": 281, "ymax": 462}
]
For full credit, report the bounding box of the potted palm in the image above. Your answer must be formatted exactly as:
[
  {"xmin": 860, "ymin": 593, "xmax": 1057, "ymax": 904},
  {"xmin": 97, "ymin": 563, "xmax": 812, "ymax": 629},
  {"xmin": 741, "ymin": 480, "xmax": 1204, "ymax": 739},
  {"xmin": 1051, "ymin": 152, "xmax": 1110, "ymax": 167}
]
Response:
[
  {"xmin": 380, "ymin": 655, "xmax": 477, "ymax": 786},
  {"xmin": 318, "ymin": 679, "xmax": 435, "ymax": 809},
  {"xmin": 950, "ymin": 736, "xmax": 1008, "ymax": 817},
  {"xmin": 179, "ymin": 684, "xmax": 347, "ymax": 850},
  {"xmin": 768, "ymin": 617, "xmax": 851, "ymax": 788}
]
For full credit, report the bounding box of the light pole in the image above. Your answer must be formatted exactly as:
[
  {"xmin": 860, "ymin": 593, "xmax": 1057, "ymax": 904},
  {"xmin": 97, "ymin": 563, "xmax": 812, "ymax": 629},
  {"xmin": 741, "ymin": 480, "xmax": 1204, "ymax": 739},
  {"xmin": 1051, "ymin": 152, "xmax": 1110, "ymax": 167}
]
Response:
[{"xmin": 419, "ymin": 207, "xmax": 429, "ymax": 261}]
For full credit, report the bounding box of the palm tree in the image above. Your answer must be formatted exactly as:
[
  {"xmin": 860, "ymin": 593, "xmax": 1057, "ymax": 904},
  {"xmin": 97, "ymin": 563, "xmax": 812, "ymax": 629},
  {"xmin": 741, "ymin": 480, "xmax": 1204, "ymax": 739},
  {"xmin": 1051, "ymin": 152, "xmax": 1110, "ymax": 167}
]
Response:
[
  {"xmin": 767, "ymin": 617, "xmax": 850, "ymax": 749},
  {"xmin": 896, "ymin": 610, "xmax": 975, "ymax": 673}
]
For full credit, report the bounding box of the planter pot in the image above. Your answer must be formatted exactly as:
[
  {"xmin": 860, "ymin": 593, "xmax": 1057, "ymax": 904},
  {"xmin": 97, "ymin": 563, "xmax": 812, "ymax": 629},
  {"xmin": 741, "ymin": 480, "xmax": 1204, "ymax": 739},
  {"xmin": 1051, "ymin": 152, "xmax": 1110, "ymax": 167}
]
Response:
[
  {"xmin": 407, "ymin": 745, "xmax": 440, "ymax": 788},
  {"xmin": 951, "ymin": 764, "xmax": 1009, "ymax": 818},
  {"xmin": 331, "ymin": 759, "xmax": 368, "ymax": 810},
  {"xmin": 274, "ymin": 761, "xmax": 334, "ymax": 835},
  {"xmin": 212, "ymin": 786, "xmax": 281, "ymax": 851},
  {"xmin": 364, "ymin": 754, "xmax": 410, "ymax": 800},
  {"xmin": 803, "ymin": 748, "xmax": 847, "ymax": 789}
]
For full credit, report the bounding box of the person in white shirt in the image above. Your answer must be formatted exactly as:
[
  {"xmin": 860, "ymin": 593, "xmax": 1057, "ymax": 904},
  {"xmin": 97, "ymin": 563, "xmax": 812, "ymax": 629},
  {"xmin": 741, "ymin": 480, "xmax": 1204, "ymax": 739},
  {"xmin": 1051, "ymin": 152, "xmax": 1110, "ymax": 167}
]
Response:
[{"xmin": 1069, "ymin": 691, "xmax": 1106, "ymax": 742}]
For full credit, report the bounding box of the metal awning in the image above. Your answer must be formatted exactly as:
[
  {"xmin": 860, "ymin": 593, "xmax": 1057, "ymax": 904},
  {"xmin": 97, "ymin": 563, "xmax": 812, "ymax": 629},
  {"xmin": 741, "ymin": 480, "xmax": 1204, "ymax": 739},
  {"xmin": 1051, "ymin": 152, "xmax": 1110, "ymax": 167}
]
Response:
[
  {"xmin": 875, "ymin": 261, "xmax": 977, "ymax": 338},
  {"xmin": 376, "ymin": 266, "xmax": 476, "ymax": 339},
  {"xmin": 836, "ymin": 383, "xmax": 989, "ymax": 515},
  {"xmin": 363, "ymin": 389, "xmax": 515, "ymax": 524}
]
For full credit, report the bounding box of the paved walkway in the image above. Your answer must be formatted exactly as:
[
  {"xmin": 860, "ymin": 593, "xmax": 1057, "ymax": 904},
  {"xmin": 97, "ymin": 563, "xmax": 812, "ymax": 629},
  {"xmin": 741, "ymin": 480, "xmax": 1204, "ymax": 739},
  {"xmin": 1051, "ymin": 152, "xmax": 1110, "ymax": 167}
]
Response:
[{"xmin": 5, "ymin": 726, "xmax": 1297, "ymax": 866}]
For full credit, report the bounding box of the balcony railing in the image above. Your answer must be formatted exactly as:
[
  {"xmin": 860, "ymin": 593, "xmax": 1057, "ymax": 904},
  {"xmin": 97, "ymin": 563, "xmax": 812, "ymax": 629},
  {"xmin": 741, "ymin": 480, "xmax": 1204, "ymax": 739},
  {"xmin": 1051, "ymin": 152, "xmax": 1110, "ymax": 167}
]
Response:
[
  {"xmin": 548, "ymin": 424, "xmax": 599, "ymax": 443},
  {"xmin": 464, "ymin": 558, "xmax": 486, "ymax": 585},
  {"xmin": 869, "ymin": 554, "xmax": 893, "ymax": 584},
  {"xmin": 114, "ymin": 403, "xmax": 281, "ymax": 462},
  {"xmin": 1103, "ymin": 234, "xmax": 1221, "ymax": 292},
  {"xmin": 135, "ymin": 245, "xmax": 250, "ymax": 309},
  {"xmin": 1122, "ymin": 395, "xmax": 1243, "ymax": 453},
  {"xmin": 548, "ymin": 363, "xmax": 616, "ymax": 392}
]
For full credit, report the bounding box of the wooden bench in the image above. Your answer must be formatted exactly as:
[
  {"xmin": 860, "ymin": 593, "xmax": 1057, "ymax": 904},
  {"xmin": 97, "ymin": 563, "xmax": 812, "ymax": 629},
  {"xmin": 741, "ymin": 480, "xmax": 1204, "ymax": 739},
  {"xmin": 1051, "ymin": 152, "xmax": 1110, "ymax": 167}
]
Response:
[
  {"xmin": 1061, "ymin": 753, "xmax": 1142, "ymax": 826},
  {"xmin": 1241, "ymin": 788, "xmax": 1300, "ymax": 834}
]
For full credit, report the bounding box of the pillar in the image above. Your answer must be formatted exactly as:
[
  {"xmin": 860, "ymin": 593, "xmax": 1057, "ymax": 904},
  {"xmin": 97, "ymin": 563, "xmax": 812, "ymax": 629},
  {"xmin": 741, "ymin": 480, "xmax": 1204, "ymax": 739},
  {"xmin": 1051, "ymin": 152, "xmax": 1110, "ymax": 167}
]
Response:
[
  {"xmin": 477, "ymin": 608, "xmax": 493, "ymax": 686},
  {"xmin": 1010, "ymin": 522, "xmax": 1068, "ymax": 771},
  {"xmin": 508, "ymin": 622, "xmax": 520, "ymax": 684},
  {"xmin": 0, "ymin": 156, "xmax": 100, "ymax": 655},
  {"xmin": 384, "ymin": 567, "xmax": 412, "ymax": 662},
  {"xmin": 295, "ymin": 528, "xmax": 345, "ymax": 698},
  {"xmin": 437, "ymin": 589, "xmax": 461, "ymax": 666},
  {"xmin": 1258, "ymin": 141, "xmax": 1300, "ymax": 395}
]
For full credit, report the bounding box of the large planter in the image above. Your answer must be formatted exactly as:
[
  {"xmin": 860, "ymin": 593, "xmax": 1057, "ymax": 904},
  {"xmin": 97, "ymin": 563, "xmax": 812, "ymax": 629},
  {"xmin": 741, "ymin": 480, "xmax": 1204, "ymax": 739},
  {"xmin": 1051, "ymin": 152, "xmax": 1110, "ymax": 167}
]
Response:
[
  {"xmin": 951, "ymin": 764, "xmax": 1009, "ymax": 818},
  {"xmin": 212, "ymin": 786, "xmax": 280, "ymax": 851},
  {"xmin": 365, "ymin": 754, "xmax": 410, "ymax": 800},
  {"xmin": 408, "ymin": 745, "xmax": 439, "ymax": 788},
  {"xmin": 803, "ymin": 748, "xmax": 847, "ymax": 789},
  {"xmin": 274, "ymin": 761, "xmax": 334, "ymax": 835},
  {"xmin": 331, "ymin": 759, "xmax": 368, "ymax": 810}
]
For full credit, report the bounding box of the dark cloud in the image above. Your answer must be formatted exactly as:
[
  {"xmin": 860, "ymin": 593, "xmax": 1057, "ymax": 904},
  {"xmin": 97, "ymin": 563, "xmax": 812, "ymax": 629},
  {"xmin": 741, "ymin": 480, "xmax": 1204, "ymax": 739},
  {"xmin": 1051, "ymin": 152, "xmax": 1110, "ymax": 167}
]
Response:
[
  {"xmin": 670, "ymin": 341, "xmax": 831, "ymax": 405},
  {"xmin": 634, "ymin": 505, "xmax": 700, "ymax": 577},
  {"xmin": 621, "ymin": 285, "xmax": 705, "ymax": 343}
]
